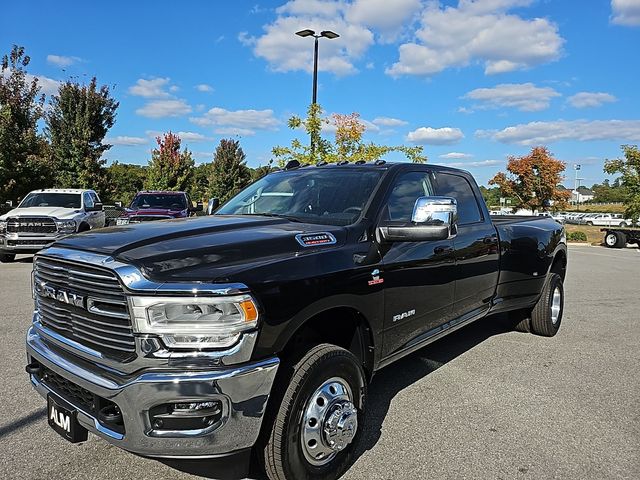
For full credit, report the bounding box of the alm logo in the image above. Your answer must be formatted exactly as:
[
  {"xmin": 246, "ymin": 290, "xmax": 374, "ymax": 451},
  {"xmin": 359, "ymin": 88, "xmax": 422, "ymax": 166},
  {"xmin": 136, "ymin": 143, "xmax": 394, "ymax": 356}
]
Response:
[{"xmin": 50, "ymin": 406, "xmax": 70, "ymax": 432}]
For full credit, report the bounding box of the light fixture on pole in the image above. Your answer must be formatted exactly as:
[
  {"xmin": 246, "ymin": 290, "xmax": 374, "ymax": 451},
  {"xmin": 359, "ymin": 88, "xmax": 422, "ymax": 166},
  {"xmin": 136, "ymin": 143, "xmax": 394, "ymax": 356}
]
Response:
[{"xmin": 295, "ymin": 29, "xmax": 340, "ymax": 105}]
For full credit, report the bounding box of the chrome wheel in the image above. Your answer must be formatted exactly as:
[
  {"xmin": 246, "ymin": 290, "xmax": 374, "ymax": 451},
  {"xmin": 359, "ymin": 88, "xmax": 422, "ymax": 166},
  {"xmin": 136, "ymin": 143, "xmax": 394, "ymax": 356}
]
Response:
[
  {"xmin": 550, "ymin": 286, "xmax": 562, "ymax": 325},
  {"xmin": 605, "ymin": 233, "xmax": 617, "ymax": 246},
  {"xmin": 301, "ymin": 377, "xmax": 358, "ymax": 467}
]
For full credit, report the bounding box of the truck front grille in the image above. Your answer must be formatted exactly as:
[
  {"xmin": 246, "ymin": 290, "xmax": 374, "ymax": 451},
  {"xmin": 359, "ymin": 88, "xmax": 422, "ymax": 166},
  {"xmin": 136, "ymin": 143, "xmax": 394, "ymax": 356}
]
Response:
[
  {"xmin": 7, "ymin": 216, "xmax": 57, "ymax": 234},
  {"xmin": 34, "ymin": 256, "xmax": 136, "ymax": 359}
]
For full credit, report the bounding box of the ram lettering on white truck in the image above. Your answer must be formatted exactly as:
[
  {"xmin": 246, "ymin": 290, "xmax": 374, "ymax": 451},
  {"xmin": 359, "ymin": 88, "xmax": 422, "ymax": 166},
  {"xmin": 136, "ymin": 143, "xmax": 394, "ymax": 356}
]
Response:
[{"xmin": 0, "ymin": 189, "xmax": 105, "ymax": 263}]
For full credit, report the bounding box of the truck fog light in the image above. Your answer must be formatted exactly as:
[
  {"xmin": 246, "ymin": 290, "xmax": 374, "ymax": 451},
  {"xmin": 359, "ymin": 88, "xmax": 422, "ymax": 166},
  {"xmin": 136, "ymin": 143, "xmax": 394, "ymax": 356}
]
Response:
[{"xmin": 149, "ymin": 400, "xmax": 223, "ymax": 431}]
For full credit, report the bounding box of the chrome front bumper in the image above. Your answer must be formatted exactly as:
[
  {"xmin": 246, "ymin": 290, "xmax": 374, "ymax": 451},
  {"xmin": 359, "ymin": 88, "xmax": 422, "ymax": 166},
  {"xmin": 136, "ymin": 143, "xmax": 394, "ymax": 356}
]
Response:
[
  {"xmin": 1, "ymin": 233, "xmax": 63, "ymax": 252},
  {"xmin": 26, "ymin": 326, "xmax": 279, "ymax": 458}
]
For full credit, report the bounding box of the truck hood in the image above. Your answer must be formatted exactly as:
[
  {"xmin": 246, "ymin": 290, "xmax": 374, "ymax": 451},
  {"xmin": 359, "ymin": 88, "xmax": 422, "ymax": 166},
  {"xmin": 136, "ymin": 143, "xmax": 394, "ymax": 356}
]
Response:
[
  {"xmin": 0, "ymin": 206, "xmax": 82, "ymax": 220},
  {"xmin": 52, "ymin": 215, "xmax": 347, "ymax": 282}
]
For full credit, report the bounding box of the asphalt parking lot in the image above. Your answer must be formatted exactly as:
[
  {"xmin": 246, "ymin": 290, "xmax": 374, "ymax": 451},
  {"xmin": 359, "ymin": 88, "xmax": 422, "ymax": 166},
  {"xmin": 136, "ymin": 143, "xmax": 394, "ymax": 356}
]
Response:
[{"xmin": 0, "ymin": 244, "xmax": 638, "ymax": 480}]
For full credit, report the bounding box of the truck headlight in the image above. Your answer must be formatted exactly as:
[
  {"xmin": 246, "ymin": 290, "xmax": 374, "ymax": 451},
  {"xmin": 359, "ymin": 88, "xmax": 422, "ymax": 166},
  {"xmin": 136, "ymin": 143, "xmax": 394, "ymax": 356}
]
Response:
[
  {"xmin": 0, "ymin": 220, "xmax": 6, "ymax": 234},
  {"xmin": 129, "ymin": 295, "xmax": 259, "ymax": 349},
  {"xmin": 55, "ymin": 220, "xmax": 76, "ymax": 234}
]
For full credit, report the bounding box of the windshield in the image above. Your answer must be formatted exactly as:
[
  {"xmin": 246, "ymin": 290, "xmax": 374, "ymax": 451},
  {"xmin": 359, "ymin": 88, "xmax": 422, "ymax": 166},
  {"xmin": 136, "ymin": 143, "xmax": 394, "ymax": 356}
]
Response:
[
  {"xmin": 130, "ymin": 194, "xmax": 187, "ymax": 210},
  {"xmin": 217, "ymin": 168, "xmax": 384, "ymax": 226},
  {"xmin": 18, "ymin": 192, "xmax": 81, "ymax": 209}
]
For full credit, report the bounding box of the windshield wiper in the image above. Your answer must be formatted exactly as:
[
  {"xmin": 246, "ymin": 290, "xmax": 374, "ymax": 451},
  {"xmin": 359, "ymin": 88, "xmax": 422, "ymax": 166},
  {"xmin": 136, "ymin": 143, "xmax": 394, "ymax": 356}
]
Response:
[{"xmin": 245, "ymin": 213, "xmax": 303, "ymax": 223}]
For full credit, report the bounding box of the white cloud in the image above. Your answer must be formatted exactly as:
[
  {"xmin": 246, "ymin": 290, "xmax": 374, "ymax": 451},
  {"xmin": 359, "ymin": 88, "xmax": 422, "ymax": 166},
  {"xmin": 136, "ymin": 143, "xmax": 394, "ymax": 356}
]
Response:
[
  {"xmin": 372, "ymin": 116, "xmax": 408, "ymax": 127},
  {"xmin": 136, "ymin": 99, "xmax": 192, "ymax": 118},
  {"xmin": 46, "ymin": 54, "xmax": 80, "ymax": 67},
  {"xmin": 387, "ymin": 0, "xmax": 564, "ymax": 77},
  {"xmin": 406, "ymin": 126, "xmax": 464, "ymax": 145},
  {"xmin": 176, "ymin": 131, "xmax": 211, "ymax": 142},
  {"xmin": 214, "ymin": 127, "xmax": 257, "ymax": 136},
  {"xmin": 244, "ymin": 1, "xmax": 375, "ymax": 76},
  {"xmin": 441, "ymin": 159, "xmax": 502, "ymax": 168},
  {"xmin": 128, "ymin": 78, "xmax": 172, "ymax": 98},
  {"xmin": 439, "ymin": 152, "xmax": 473, "ymax": 159},
  {"xmin": 346, "ymin": 0, "xmax": 421, "ymax": 40},
  {"xmin": 567, "ymin": 92, "xmax": 617, "ymax": 108},
  {"xmin": 611, "ymin": 0, "xmax": 640, "ymax": 26},
  {"xmin": 106, "ymin": 136, "xmax": 148, "ymax": 146},
  {"xmin": 25, "ymin": 74, "xmax": 61, "ymax": 95},
  {"xmin": 195, "ymin": 83, "xmax": 214, "ymax": 92},
  {"xmin": 190, "ymin": 107, "xmax": 279, "ymax": 135},
  {"xmin": 477, "ymin": 119, "xmax": 640, "ymax": 145},
  {"xmin": 463, "ymin": 83, "xmax": 560, "ymax": 111}
]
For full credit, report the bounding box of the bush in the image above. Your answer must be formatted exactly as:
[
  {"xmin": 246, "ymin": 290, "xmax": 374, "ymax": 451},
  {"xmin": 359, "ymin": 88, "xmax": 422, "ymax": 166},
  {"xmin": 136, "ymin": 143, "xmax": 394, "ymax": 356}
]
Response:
[{"xmin": 567, "ymin": 231, "xmax": 588, "ymax": 242}]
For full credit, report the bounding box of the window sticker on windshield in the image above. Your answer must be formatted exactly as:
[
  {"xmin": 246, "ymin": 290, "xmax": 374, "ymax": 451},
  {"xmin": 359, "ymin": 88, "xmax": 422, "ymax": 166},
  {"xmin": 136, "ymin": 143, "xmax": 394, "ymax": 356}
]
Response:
[{"xmin": 295, "ymin": 233, "xmax": 337, "ymax": 247}]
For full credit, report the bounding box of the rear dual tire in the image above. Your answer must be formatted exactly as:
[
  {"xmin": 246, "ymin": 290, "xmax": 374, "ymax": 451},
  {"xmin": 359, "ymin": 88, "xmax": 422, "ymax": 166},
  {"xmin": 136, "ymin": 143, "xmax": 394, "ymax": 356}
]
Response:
[
  {"xmin": 604, "ymin": 231, "xmax": 626, "ymax": 248},
  {"xmin": 514, "ymin": 273, "xmax": 564, "ymax": 337}
]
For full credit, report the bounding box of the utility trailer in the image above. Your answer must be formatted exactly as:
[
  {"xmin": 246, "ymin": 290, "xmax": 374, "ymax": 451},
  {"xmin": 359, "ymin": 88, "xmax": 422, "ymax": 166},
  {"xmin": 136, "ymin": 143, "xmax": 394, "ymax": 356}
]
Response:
[{"xmin": 602, "ymin": 227, "xmax": 640, "ymax": 248}]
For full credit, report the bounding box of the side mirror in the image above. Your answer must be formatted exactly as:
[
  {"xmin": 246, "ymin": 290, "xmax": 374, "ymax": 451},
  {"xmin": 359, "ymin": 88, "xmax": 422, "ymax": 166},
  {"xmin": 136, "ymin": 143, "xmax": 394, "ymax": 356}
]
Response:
[
  {"xmin": 207, "ymin": 198, "xmax": 220, "ymax": 215},
  {"xmin": 377, "ymin": 196, "xmax": 457, "ymax": 242},
  {"xmin": 87, "ymin": 203, "xmax": 103, "ymax": 212},
  {"xmin": 114, "ymin": 201, "xmax": 123, "ymax": 208}
]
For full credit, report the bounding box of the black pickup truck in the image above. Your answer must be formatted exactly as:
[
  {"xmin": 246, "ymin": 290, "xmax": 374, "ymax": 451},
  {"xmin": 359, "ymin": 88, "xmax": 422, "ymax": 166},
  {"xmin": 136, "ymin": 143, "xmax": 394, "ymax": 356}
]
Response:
[{"xmin": 25, "ymin": 162, "xmax": 567, "ymax": 480}]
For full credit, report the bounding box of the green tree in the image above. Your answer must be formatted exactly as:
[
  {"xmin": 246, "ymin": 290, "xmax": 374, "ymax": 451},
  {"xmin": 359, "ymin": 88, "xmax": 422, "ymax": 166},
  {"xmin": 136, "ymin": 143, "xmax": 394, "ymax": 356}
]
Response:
[
  {"xmin": 46, "ymin": 77, "xmax": 118, "ymax": 191},
  {"xmin": 479, "ymin": 185, "xmax": 503, "ymax": 207},
  {"xmin": 0, "ymin": 45, "xmax": 51, "ymax": 203},
  {"xmin": 189, "ymin": 162, "xmax": 211, "ymax": 202},
  {"xmin": 489, "ymin": 146, "xmax": 571, "ymax": 212},
  {"xmin": 208, "ymin": 139, "xmax": 251, "ymax": 203},
  {"xmin": 604, "ymin": 145, "xmax": 640, "ymax": 221},
  {"xmin": 272, "ymin": 104, "xmax": 427, "ymax": 166},
  {"xmin": 104, "ymin": 162, "xmax": 147, "ymax": 204},
  {"xmin": 591, "ymin": 179, "xmax": 627, "ymax": 203},
  {"xmin": 251, "ymin": 162, "xmax": 274, "ymax": 182},
  {"xmin": 145, "ymin": 132, "xmax": 194, "ymax": 191}
]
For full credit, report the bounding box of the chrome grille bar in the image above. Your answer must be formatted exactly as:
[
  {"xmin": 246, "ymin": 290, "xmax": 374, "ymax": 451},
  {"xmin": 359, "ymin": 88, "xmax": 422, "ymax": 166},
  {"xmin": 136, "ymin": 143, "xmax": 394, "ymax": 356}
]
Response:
[
  {"xmin": 34, "ymin": 256, "xmax": 136, "ymax": 357},
  {"xmin": 7, "ymin": 216, "xmax": 57, "ymax": 234}
]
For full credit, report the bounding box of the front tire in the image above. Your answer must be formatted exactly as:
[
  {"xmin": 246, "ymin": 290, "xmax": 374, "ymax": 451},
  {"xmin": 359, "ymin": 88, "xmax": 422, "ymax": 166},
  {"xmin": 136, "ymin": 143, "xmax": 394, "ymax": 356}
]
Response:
[
  {"xmin": 530, "ymin": 273, "xmax": 564, "ymax": 337},
  {"xmin": 262, "ymin": 344, "xmax": 367, "ymax": 480},
  {"xmin": 0, "ymin": 253, "xmax": 16, "ymax": 263}
]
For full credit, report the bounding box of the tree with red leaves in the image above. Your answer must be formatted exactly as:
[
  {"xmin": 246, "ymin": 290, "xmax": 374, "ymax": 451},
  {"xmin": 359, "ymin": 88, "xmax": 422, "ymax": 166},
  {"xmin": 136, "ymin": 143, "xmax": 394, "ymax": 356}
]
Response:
[
  {"xmin": 145, "ymin": 132, "xmax": 194, "ymax": 191},
  {"xmin": 489, "ymin": 146, "xmax": 570, "ymax": 212}
]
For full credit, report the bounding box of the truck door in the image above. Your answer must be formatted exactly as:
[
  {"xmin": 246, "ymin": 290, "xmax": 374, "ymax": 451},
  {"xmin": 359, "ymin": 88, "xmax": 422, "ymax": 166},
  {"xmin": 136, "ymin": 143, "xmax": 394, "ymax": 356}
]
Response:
[
  {"xmin": 434, "ymin": 172, "xmax": 499, "ymax": 319},
  {"xmin": 379, "ymin": 170, "xmax": 456, "ymax": 358}
]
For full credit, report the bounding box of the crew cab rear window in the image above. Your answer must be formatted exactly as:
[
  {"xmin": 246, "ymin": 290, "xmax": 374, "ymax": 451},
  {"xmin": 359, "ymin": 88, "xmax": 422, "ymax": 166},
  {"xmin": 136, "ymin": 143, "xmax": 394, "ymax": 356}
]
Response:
[{"xmin": 436, "ymin": 173, "xmax": 483, "ymax": 224}]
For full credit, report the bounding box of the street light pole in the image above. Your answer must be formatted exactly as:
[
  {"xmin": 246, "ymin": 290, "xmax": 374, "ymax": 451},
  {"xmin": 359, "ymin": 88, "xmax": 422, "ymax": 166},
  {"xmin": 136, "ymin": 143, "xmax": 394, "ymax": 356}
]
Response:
[
  {"xmin": 296, "ymin": 29, "xmax": 339, "ymax": 158},
  {"xmin": 295, "ymin": 29, "xmax": 339, "ymax": 106},
  {"xmin": 312, "ymin": 35, "xmax": 319, "ymax": 104}
]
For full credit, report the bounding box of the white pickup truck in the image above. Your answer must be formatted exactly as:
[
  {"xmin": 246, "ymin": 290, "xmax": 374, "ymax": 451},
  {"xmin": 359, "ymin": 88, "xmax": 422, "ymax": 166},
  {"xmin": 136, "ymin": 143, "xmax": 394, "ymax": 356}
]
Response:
[
  {"xmin": 0, "ymin": 189, "xmax": 105, "ymax": 262},
  {"xmin": 583, "ymin": 213, "xmax": 631, "ymax": 227}
]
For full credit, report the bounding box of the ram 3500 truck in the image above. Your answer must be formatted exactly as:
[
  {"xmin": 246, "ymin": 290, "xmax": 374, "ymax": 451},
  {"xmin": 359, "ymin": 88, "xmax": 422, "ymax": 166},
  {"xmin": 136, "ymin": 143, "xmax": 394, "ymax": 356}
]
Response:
[
  {"xmin": 0, "ymin": 188, "xmax": 105, "ymax": 262},
  {"xmin": 25, "ymin": 162, "xmax": 567, "ymax": 480}
]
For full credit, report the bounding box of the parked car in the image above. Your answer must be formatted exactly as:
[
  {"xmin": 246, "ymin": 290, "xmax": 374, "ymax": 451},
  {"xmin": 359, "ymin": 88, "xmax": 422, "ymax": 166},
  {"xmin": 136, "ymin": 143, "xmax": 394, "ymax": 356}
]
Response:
[
  {"xmin": 0, "ymin": 188, "xmax": 104, "ymax": 262},
  {"xmin": 114, "ymin": 191, "xmax": 201, "ymax": 225},
  {"xmin": 25, "ymin": 162, "xmax": 567, "ymax": 480}
]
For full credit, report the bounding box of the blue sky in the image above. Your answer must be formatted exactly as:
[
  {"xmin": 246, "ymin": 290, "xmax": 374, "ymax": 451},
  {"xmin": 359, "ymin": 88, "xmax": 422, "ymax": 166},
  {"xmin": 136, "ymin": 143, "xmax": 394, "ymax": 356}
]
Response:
[{"xmin": 4, "ymin": 0, "xmax": 640, "ymax": 187}]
